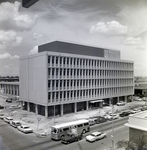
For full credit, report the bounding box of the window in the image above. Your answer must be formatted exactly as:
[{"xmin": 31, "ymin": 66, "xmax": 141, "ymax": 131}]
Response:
[
  {"xmin": 77, "ymin": 124, "xmax": 83, "ymax": 127},
  {"xmin": 63, "ymin": 127, "xmax": 69, "ymax": 131}
]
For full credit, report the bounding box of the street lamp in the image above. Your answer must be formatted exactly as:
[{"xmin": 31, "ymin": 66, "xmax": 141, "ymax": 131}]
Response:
[{"xmin": 110, "ymin": 98, "xmax": 115, "ymax": 150}]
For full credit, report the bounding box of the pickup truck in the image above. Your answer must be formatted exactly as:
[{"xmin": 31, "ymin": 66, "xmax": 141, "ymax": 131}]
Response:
[{"xmin": 61, "ymin": 132, "xmax": 83, "ymax": 144}]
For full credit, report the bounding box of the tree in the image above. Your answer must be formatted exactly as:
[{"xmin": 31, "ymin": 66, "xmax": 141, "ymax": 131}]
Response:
[
  {"xmin": 116, "ymin": 139, "xmax": 136, "ymax": 150},
  {"xmin": 116, "ymin": 133, "xmax": 147, "ymax": 150},
  {"xmin": 134, "ymin": 133, "xmax": 147, "ymax": 150}
]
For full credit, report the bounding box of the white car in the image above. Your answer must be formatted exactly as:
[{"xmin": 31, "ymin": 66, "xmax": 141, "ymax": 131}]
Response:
[
  {"xmin": 9, "ymin": 105, "xmax": 21, "ymax": 109},
  {"xmin": 134, "ymin": 98, "xmax": 142, "ymax": 101},
  {"xmin": 17, "ymin": 124, "xmax": 33, "ymax": 134},
  {"xmin": 10, "ymin": 120, "xmax": 21, "ymax": 128},
  {"xmin": 106, "ymin": 113, "xmax": 119, "ymax": 120},
  {"xmin": 86, "ymin": 131, "xmax": 106, "ymax": 142},
  {"xmin": 3, "ymin": 117, "xmax": 13, "ymax": 123},
  {"xmin": 116, "ymin": 101, "xmax": 125, "ymax": 106}
]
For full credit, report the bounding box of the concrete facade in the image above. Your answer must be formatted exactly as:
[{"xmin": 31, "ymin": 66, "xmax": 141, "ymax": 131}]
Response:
[
  {"xmin": 19, "ymin": 41, "xmax": 134, "ymax": 117},
  {"xmin": 0, "ymin": 82, "xmax": 19, "ymax": 98},
  {"xmin": 125, "ymin": 111, "xmax": 147, "ymax": 140}
]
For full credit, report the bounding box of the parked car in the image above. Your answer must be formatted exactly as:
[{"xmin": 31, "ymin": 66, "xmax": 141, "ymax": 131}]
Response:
[
  {"xmin": 17, "ymin": 124, "xmax": 33, "ymax": 134},
  {"xmin": 0, "ymin": 114, "xmax": 5, "ymax": 119},
  {"xmin": 116, "ymin": 101, "xmax": 125, "ymax": 106},
  {"xmin": 134, "ymin": 98, "xmax": 142, "ymax": 101},
  {"xmin": 61, "ymin": 132, "xmax": 83, "ymax": 144},
  {"xmin": 6, "ymin": 99, "xmax": 12, "ymax": 103},
  {"xmin": 102, "ymin": 102, "xmax": 109, "ymax": 106},
  {"xmin": 105, "ymin": 113, "xmax": 119, "ymax": 120},
  {"xmin": 86, "ymin": 131, "xmax": 106, "ymax": 142},
  {"xmin": 96, "ymin": 116, "xmax": 108, "ymax": 123},
  {"xmin": 141, "ymin": 106, "xmax": 147, "ymax": 111},
  {"xmin": 0, "ymin": 105, "xmax": 4, "ymax": 109},
  {"xmin": 10, "ymin": 120, "xmax": 21, "ymax": 128},
  {"xmin": 3, "ymin": 117, "xmax": 13, "ymax": 123},
  {"xmin": 9, "ymin": 105, "xmax": 21, "ymax": 109},
  {"xmin": 130, "ymin": 108, "xmax": 141, "ymax": 114},
  {"xmin": 89, "ymin": 118, "xmax": 98, "ymax": 126},
  {"xmin": 119, "ymin": 111, "xmax": 131, "ymax": 117}
]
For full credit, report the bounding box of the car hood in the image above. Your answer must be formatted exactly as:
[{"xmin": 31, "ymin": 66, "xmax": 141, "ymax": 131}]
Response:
[{"xmin": 86, "ymin": 135, "xmax": 95, "ymax": 140}]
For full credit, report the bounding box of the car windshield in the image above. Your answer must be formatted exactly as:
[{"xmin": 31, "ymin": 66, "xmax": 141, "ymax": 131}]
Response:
[
  {"xmin": 51, "ymin": 128, "xmax": 58, "ymax": 134},
  {"xmin": 24, "ymin": 126, "xmax": 29, "ymax": 129},
  {"xmin": 91, "ymin": 133, "xmax": 100, "ymax": 136}
]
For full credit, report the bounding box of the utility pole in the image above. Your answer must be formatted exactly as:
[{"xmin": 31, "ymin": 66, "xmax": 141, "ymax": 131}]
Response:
[{"xmin": 111, "ymin": 98, "xmax": 115, "ymax": 150}]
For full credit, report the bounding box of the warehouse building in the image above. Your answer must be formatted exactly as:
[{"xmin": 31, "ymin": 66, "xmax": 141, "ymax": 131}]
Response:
[{"xmin": 19, "ymin": 41, "xmax": 134, "ymax": 117}]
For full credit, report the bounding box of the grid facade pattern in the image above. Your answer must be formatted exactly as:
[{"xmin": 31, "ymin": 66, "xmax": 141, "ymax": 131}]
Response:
[{"xmin": 48, "ymin": 54, "xmax": 134, "ymax": 103}]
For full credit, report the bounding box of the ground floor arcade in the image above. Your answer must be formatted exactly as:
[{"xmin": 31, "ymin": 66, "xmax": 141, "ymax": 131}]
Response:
[{"xmin": 21, "ymin": 95, "xmax": 132, "ymax": 117}]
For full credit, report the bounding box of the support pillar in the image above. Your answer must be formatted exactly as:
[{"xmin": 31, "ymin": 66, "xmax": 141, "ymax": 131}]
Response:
[
  {"xmin": 109, "ymin": 98, "xmax": 112, "ymax": 105},
  {"xmin": 27, "ymin": 102, "xmax": 30, "ymax": 112},
  {"xmin": 60, "ymin": 104, "xmax": 63, "ymax": 116},
  {"xmin": 45, "ymin": 106, "xmax": 48, "ymax": 117},
  {"xmin": 86, "ymin": 101, "xmax": 89, "ymax": 110},
  {"xmin": 35, "ymin": 104, "xmax": 38, "ymax": 115},
  {"xmin": 117, "ymin": 97, "xmax": 119, "ymax": 103},
  {"xmin": 74, "ymin": 102, "xmax": 77, "ymax": 113},
  {"xmin": 125, "ymin": 96, "xmax": 127, "ymax": 103}
]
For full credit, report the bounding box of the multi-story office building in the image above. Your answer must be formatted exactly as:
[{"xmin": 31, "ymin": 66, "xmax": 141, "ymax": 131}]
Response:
[
  {"xmin": 19, "ymin": 41, "xmax": 134, "ymax": 117},
  {"xmin": 0, "ymin": 76, "xmax": 19, "ymax": 98}
]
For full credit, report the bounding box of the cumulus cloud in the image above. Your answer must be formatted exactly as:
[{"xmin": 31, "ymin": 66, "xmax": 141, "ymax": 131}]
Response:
[
  {"xmin": 0, "ymin": 30, "xmax": 22, "ymax": 50},
  {"xmin": 0, "ymin": 53, "xmax": 19, "ymax": 59},
  {"xmin": 90, "ymin": 21, "xmax": 127, "ymax": 36},
  {"xmin": 0, "ymin": 1, "xmax": 38, "ymax": 31},
  {"xmin": 124, "ymin": 37, "xmax": 142, "ymax": 45},
  {"xmin": 29, "ymin": 46, "xmax": 38, "ymax": 55},
  {"xmin": 33, "ymin": 32, "xmax": 44, "ymax": 39}
]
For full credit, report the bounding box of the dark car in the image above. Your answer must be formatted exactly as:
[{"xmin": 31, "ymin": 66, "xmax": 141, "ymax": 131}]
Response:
[
  {"xmin": 119, "ymin": 111, "xmax": 131, "ymax": 117},
  {"xmin": 61, "ymin": 132, "xmax": 83, "ymax": 144},
  {"xmin": 0, "ymin": 105, "xmax": 4, "ymax": 109},
  {"xmin": 96, "ymin": 116, "xmax": 108, "ymax": 123},
  {"xmin": 6, "ymin": 99, "xmax": 12, "ymax": 103}
]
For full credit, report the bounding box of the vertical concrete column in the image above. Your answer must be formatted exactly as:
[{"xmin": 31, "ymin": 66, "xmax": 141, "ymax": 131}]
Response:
[
  {"xmin": 60, "ymin": 104, "xmax": 63, "ymax": 116},
  {"xmin": 27, "ymin": 102, "xmax": 30, "ymax": 112},
  {"xmin": 45, "ymin": 106, "xmax": 48, "ymax": 117},
  {"xmin": 17, "ymin": 86, "xmax": 19, "ymax": 96},
  {"xmin": 35, "ymin": 104, "xmax": 38, "ymax": 114},
  {"xmin": 117, "ymin": 97, "xmax": 119, "ymax": 103},
  {"xmin": 74, "ymin": 102, "xmax": 77, "ymax": 113},
  {"xmin": 86, "ymin": 101, "xmax": 89, "ymax": 110},
  {"xmin": 10, "ymin": 85, "xmax": 12, "ymax": 95},
  {"xmin": 13, "ymin": 85, "xmax": 15, "ymax": 95},
  {"xmin": 125, "ymin": 96, "xmax": 127, "ymax": 103}
]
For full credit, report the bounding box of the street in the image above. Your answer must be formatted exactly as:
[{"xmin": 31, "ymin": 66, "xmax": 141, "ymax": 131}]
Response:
[{"xmin": 0, "ymin": 117, "xmax": 128, "ymax": 150}]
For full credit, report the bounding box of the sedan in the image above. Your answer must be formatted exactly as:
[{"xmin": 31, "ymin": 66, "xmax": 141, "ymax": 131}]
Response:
[
  {"xmin": 106, "ymin": 113, "xmax": 119, "ymax": 120},
  {"xmin": 116, "ymin": 101, "xmax": 125, "ymax": 106},
  {"xmin": 3, "ymin": 117, "xmax": 13, "ymax": 123},
  {"xmin": 0, "ymin": 114, "xmax": 5, "ymax": 119},
  {"xmin": 10, "ymin": 120, "xmax": 21, "ymax": 128},
  {"xmin": 6, "ymin": 99, "xmax": 12, "ymax": 103},
  {"xmin": 17, "ymin": 124, "xmax": 33, "ymax": 134},
  {"xmin": 119, "ymin": 111, "xmax": 131, "ymax": 117},
  {"xmin": 0, "ymin": 105, "xmax": 4, "ymax": 109},
  {"xmin": 86, "ymin": 131, "xmax": 106, "ymax": 142},
  {"xmin": 9, "ymin": 105, "xmax": 21, "ymax": 109}
]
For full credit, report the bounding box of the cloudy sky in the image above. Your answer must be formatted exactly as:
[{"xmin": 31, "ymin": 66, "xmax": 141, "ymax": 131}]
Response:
[{"xmin": 0, "ymin": 0, "xmax": 147, "ymax": 76}]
